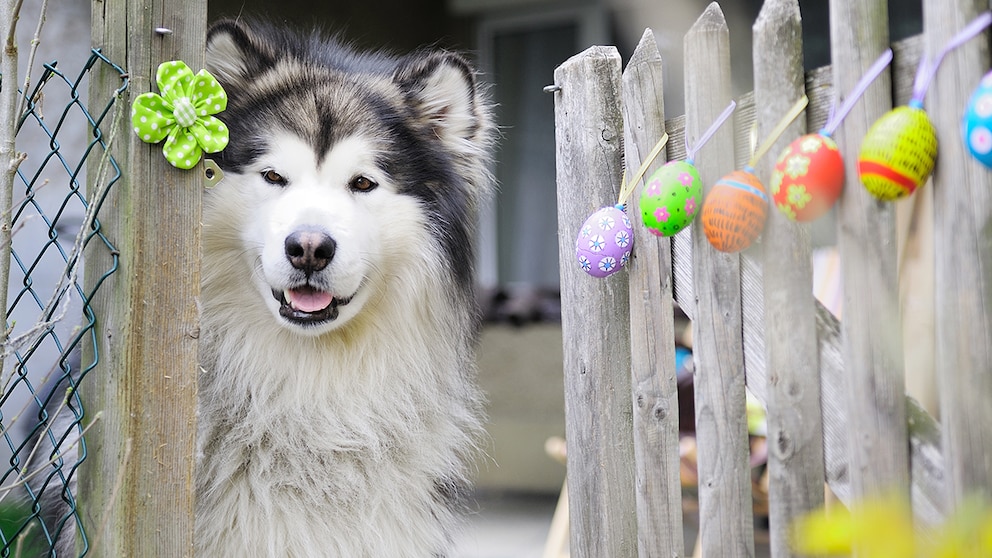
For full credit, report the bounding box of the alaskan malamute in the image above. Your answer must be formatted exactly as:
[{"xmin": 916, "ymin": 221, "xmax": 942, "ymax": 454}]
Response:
[
  {"xmin": 30, "ymin": 19, "xmax": 492, "ymax": 557},
  {"xmin": 192, "ymin": 19, "xmax": 493, "ymax": 556}
]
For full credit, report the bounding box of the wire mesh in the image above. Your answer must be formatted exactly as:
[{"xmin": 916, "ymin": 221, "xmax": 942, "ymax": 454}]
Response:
[{"xmin": 0, "ymin": 49, "xmax": 127, "ymax": 557}]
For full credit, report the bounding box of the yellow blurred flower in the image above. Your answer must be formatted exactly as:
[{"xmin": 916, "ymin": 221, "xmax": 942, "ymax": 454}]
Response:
[
  {"xmin": 790, "ymin": 494, "xmax": 992, "ymax": 557},
  {"xmin": 921, "ymin": 496, "xmax": 992, "ymax": 558}
]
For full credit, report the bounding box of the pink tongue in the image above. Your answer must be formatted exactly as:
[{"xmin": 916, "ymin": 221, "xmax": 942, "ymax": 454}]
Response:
[{"xmin": 287, "ymin": 288, "xmax": 333, "ymax": 312}]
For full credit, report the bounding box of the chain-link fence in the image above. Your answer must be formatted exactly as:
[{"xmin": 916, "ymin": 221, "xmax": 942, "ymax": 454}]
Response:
[{"xmin": 0, "ymin": 48, "xmax": 126, "ymax": 557}]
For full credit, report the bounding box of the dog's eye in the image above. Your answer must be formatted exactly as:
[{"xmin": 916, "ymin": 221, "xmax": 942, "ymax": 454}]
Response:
[
  {"xmin": 261, "ymin": 169, "xmax": 287, "ymax": 186},
  {"xmin": 349, "ymin": 176, "xmax": 378, "ymax": 192}
]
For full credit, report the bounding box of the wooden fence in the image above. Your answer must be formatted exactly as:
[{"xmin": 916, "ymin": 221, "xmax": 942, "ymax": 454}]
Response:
[
  {"xmin": 84, "ymin": 0, "xmax": 204, "ymax": 555},
  {"xmin": 552, "ymin": 0, "xmax": 991, "ymax": 556}
]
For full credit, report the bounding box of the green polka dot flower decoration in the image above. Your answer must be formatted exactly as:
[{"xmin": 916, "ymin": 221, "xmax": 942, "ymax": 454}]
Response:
[{"xmin": 131, "ymin": 60, "xmax": 229, "ymax": 169}]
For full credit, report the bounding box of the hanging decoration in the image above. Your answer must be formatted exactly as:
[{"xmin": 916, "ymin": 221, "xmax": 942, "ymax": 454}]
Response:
[
  {"xmin": 859, "ymin": 12, "xmax": 992, "ymax": 200},
  {"xmin": 963, "ymin": 70, "xmax": 992, "ymax": 168},
  {"xmin": 701, "ymin": 95, "xmax": 808, "ymax": 253},
  {"xmin": 771, "ymin": 49, "xmax": 892, "ymax": 221},
  {"xmin": 132, "ymin": 60, "xmax": 230, "ymax": 169},
  {"xmin": 575, "ymin": 133, "xmax": 670, "ymax": 278},
  {"xmin": 641, "ymin": 101, "xmax": 736, "ymax": 237}
]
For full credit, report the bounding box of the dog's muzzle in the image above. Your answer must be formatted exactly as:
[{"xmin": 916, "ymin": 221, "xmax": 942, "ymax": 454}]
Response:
[
  {"xmin": 274, "ymin": 227, "xmax": 354, "ymax": 325},
  {"xmin": 273, "ymin": 287, "xmax": 354, "ymax": 325}
]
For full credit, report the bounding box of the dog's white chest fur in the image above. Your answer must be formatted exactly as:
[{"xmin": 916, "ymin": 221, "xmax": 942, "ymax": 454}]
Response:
[{"xmin": 195, "ymin": 318, "xmax": 480, "ymax": 557}]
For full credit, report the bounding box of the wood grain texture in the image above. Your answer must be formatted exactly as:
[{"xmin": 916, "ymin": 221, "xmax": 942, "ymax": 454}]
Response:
[
  {"xmin": 683, "ymin": 4, "xmax": 755, "ymax": 557},
  {"xmin": 553, "ymin": 45, "xmax": 638, "ymax": 558},
  {"xmin": 922, "ymin": 0, "xmax": 992, "ymax": 505},
  {"xmin": 752, "ymin": 0, "xmax": 825, "ymax": 555},
  {"xmin": 828, "ymin": 0, "xmax": 910, "ymax": 501},
  {"xmin": 620, "ymin": 29, "xmax": 684, "ymax": 558},
  {"xmin": 83, "ymin": 1, "xmax": 204, "ymax": 555}
]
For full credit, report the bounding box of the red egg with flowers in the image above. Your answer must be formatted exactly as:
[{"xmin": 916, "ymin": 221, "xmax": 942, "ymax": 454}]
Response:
[{"xmin": 770, "ymin": 133, "xmax": 844, "ymax": 222}]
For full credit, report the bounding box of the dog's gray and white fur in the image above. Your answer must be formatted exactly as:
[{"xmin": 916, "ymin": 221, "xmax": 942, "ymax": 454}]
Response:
[
  {"xmin": 193, "ymin": 19, "xmax": 493, "ymax": 557},
  {"xmin": 35, "ymin": 18, "xmax": 494, "ymax": 557}
]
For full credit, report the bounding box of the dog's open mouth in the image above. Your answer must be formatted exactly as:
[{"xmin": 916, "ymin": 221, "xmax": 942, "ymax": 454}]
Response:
[{"xmin": 272, "ymin": 286, "xmax": 354, "ymax": 325}]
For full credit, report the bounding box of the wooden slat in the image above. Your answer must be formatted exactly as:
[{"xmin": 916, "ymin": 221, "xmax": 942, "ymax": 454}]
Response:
[
  {"xmin": 552, "ymin": 45, "xmax": 638, "ymax": 558},
  {"xmin": 82, "ymin": 0, "xmax": 204, "ymax": 555},
  {"xmin": 923, "ymin": 0, "xmax": 992, "ymax": 505},
  {"xmin": 752, "ymin": 0, "xmax": 825, "ymax": 555},
  {"xmin": 620, "ymin": 28, "xmax": 684, "ymax": 558},
  {"xmin": 828, "ymin": 0, "xmax": 911, "ymax": 502},
  {"xmin": 683, "ymin": 4, "xmax": 755, "ymax": 556},
  {"xmin": 892, "ymin": 35, "xmax": 924, "ymax": 106},
  {"xmin": 733, "ymin": 91, "xmax": 757, "ymax": 169}
]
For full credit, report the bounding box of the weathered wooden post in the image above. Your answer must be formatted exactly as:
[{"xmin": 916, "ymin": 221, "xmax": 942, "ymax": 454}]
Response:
[
  {"xmin": 83, "ymin": 0, "xmax": 204, "ymax": 555},
  {"xmin": 552, "ymin": 46, "xmax": 638, "ymax": 558},
  {"xmin": 828, "ymin": 0, "xmax": 910, "ymax": 502},
  {"xmin": 683, "ymin": 3, "xmax": 755, "ymax": 556},
  {"xmin": 620, "ymin": 29, "xmax": 684, "ymax": 558},
  {"xmin": 752, "ymin": 0, "xmax": 825, "ymax": 555},
  {"xmin": 922, "ymin": 0, "xmax": 992, "ymax": 505}
]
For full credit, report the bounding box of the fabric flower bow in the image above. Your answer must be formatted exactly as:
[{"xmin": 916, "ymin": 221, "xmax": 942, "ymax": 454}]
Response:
[{"xmin": 131, "ymin": 61, "xmax": 229, "ymax": 169}]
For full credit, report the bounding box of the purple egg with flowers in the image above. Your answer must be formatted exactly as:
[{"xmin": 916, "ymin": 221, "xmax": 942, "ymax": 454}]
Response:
[{"xmin": 575, "ymin": 205, "xmax": 633, "ymax": 278}]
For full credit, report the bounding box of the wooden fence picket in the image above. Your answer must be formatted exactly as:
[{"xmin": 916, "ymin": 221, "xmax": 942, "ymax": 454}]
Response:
[
  {"xmin": 620, "ymin": 29, "xmax": 684, "ymax": 558},
  {"xmin": 683, "ymin": 4, "xmax": 755, "ymax": 556},
  {"xmin": 828, "ymin": 0, "xmax": 912, "ymax": 504},
  {"xmin": 752, "ymin": 0, "xmax": 825, "ymax": 555},
  {"xmin": 923, "ymin": 0, "xmax": 992, "ymax": 506},
  {"xmin": 552, "ymin": 45, "xmax": 638, "ymax": 558}
]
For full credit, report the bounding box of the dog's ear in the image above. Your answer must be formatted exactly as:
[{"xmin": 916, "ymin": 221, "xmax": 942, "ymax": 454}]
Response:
[
  {"xmin": 206, "ymin": 19, "xmax": 276, "ymax": 91},
  {"xmin": 394, "ymin": 52, "xmax": 491, "ymax": 150}
]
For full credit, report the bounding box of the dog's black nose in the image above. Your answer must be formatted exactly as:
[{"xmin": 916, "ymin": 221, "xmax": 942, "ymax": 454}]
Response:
[{"xmin": 285, "ymin": 228, "xmax": 336, "ymax": 273}]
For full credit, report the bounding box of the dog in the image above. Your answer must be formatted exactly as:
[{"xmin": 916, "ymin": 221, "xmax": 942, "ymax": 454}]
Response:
[
  {"xmin": 30, "ymin": 19, "xmax": 492, "ymax": 557},
  {"xmin": 192, "ymin": 19, "xmax": 494, "ymax": 557}
]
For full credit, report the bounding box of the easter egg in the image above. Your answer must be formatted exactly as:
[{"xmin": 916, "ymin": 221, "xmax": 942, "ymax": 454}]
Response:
[
  {"xmin": 771, "ymin": 133, "xmax": 844, "ymax": 222},
  {"xmin": 640, "ymin": 161, "xmax": 703, "ymax": 236},
  {"xmin": 963, "ymin": 70, "xmax": 992, "ymax": 168},
  {"xmin": 575, "ymin": 205, "xmax": 633, "ymax": 278},
  {"xmin": 858, "ymin": 105, "xmax": 937, "ymax": 201},
  {"xmin": 701, "ymin": 169, "xmax": 769, "ymax": 253}
]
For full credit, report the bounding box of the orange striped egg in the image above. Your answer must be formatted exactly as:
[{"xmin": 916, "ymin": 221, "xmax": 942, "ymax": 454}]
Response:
[
  {"xmin": 858, "ymin": 104, "xmax": 937, "ymax": 201},
  {"xmin": 701, "ymin": 169, "xmax": 769, "ymax": 253}
]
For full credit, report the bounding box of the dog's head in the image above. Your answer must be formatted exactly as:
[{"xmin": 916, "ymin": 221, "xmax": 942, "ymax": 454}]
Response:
[{"xmin": 202, "ymin": 20, "xmax": 493, "ymax": 336}]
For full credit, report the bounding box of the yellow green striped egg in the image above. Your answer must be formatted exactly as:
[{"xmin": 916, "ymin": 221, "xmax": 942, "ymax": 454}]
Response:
[{"xmin": 857, "ymin": 105, "xmax": 937, "ymax": 201}]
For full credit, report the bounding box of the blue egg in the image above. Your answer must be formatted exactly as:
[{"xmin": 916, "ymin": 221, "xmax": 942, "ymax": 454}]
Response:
[{"xmin": 964, "ymin": 70, "xmax": 992, "ymax": 169}]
